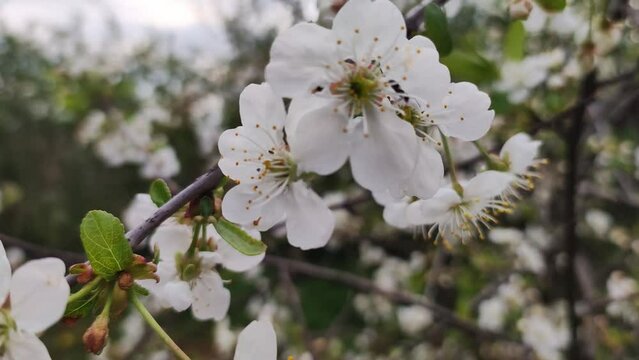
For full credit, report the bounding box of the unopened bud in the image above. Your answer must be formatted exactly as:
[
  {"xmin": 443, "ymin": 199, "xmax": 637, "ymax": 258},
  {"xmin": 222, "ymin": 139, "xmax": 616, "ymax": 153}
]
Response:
[
  {"xmin": 509, "ymin": 0, "xmax": 533, "ymax": 20},
  {"xmin": 82, "ymin": 315, "xmax": 109, "ymax": 355},
  {"xmin": 69, "ymin": 263, "xmax": 95, "ymax": 284},
  {"xmin": 117, "ymin": 272, "xmax": 134, "ymax": 291}
]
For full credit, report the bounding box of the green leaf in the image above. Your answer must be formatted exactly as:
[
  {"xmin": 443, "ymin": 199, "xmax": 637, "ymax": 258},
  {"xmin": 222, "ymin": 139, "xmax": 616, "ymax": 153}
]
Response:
[
  {"xmin": 214, "ymin": 218, "xmax": 267, "ymax": 256},
  {"xmin": 65, "ymin": 288, "xmax": 101, "ymax": 318},
  {"xmin": 80, "ymin": 210, "xmax": 134, "ymax": 279},
  {"xmin": 149, "ymin": 179, "xmax": 172, "ymax": 207},
  {"xmin": 534, "ymin": 0, "xmax": 566, "ymax": 12},
  {"xmin": 503, "ymin": 20, "xmax": 526, "ymax": 60},
  {"xmin": 441, "ymin": 50, "xmax": 499, "ymax": 84},
  {"xmin": 423, "ymin": 3, "xmax": 453, "ymax": 56}
]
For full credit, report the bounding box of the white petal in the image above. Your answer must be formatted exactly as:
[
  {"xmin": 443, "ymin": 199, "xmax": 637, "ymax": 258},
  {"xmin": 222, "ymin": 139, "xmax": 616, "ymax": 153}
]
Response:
[
  {"xmin": 393, "ymin": 141, "xmax": 444, "ymax": 199},
  {"xmin": 222, "ymin": 183, "xmax": 286, "ymax": 231},
  {"xmin": 161, "ymin": 281, "xmax": 193, "ymax": 312},
  {"xmin": 464, "ymin": 171, "xmax": 515, "ymax": 199},
  {"xmin": 385, "ymin": 42, "xmax": 450, "ymax": 104},
  {"xmin": 10, "ymin": 258, "xmax": 70, "ymax": 333},
  {"xmin": 5, "ymin": 331, "xmax": 51, "ymax": 360},
  {"xmin": 499, "ymin": 133, "xmax": 541, "ymax": 174},
  {"xmin": 214, "ymin": 234, "xmax": 265, "ymax": 273},
  {"xmin": 218, "ymin": 126, "xmax": 281, "ymax": 183},
  {"xmin": 287, "ymin": 97, "xmax": 350, "ymax": 175},
  {"xmin": 332, "ymin": 0, "xmax": 406, "ymax": 60},
  {"xmin": 415, "ymin": 188, "xmax": 460, "ymax": 224},
  {"xmin": 382, "ymin": 200, "xmax": 411, "ymax": 229},
  {"xmin": 284, "ymin": 181, "xmax": 334, "ymax": 250},
  {"xmin": 122, "ymin": 194, "xmax": 157, "ymax": 230},
  {"xmin": 0, "ymin": 241, "xmax": 12, "ymax": 304},
  {"xmin": 265, "ymin": 23, "xmax": 339, "ymax": 98},
  {"xmin": 152, "ymin": 224, "xmax": 192, "ymax": 258},
  {"xmin": 239, "ymin": 83, "xmax": 286, "ymax": 138},
  {"xmin": 191, "ymin": 270, "xmax": 230, "ymax": 321},
  {"xmin": 350, "ymin": 109, "xmax": 419, "ymax": 194},
  {"xmin": 435, "ymin": 82, "xmax": 494, "ymax": 141},
  {"xmin": 408, "ymin": 35, "xmax": 437, "ymax": 52},
  {"xmin": 234, "ymin": 320, "xmax": 277, "ymax": 360}
]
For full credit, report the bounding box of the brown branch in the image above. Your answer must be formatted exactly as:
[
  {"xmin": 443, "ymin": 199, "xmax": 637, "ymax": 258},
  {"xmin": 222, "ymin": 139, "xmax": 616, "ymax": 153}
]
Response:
[
  {"xmin": 264, "ymin": 255, "xmax": 529, "ymax": 349},
  {"xmin": 126, "ymin": 166, "xmax": 223, "ymax": 248}
]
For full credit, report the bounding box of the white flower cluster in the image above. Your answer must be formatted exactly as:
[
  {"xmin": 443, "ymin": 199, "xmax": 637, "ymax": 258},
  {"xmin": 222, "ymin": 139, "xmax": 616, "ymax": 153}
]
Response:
[
  {"xmin": 217, "ymin": 0, "xmax": 542, "ymax": 249},
  {"xmin": 78, "ymin": 107, "xmax": 180, "ymax": 180},
  {"xmin": 124, "ymin": 194, "xmax": 264, "ymax": 321}
]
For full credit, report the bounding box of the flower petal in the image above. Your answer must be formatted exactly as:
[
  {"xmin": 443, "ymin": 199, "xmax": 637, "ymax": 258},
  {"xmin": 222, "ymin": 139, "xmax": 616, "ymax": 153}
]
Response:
[
  {"xmin": 122, "ymin": 194, "xmax": 157, "ymax": 230},
  {"xmin": 239, "ymin": 83, "xmax": 286, "ymax": 138},
  {"xmin": 221, "ymin": 183, "xmax": 286, "ymax": 231},
  {"xmin": 234, "ymin": 320, "xmax": 277, "ymax": 360},
  {"xmin": 500, "ymin": 133, "xmax": 541, "ymax": 174},
  {"xmin": 218, "ymin": 126, "xmax": 281, "ymax": 183},
  {"xmin": 285, "ymin": 181, "xmax": 334, "ymax": 250},
  {"xmin": 435, "ymin": 82, "xmax": 494, "ymax": 141},
  {"xmin": 0, "ymin": 241, "xmax": 12, "ymax": 305},
  {"xmin": 152, "ymin": 224, "xmax": 192, "ymax": 259},
  {"xmin": 265, "ymin": 22, "xmax": 339, "ymax": 98},
  {"xmin": 414, "ymin": 188, "xmax": 460, "ymax": 224},
  {"xmin": 5, "ymin": 330, "xmax": 51, "ymax": 360},
  {"xmin": 161, "ymin": 280, "xmax": 193, "ymax": 312},
  {"xmin": 287, "ymin": 97, "xmax": 350, "ymax": 175},
  {"xmin": 11, "ymin": 258, "xmax": 70, "ymax": 333},
  {"xmin": 393, "ymin": 141, "xmax": 444, "ymax": 199},
  {"xmin": 350, "ymin": 109, "xmax": 419, "ymax": 194},
  {"xmin": 464, "ymin": 171, "xmax": 515, "ymax": 199},
  {"xmin": 191, "ymin": 270, "xmax": 230, "ymax": 321},
  {"xmin": 332, "ymin": 0, "xmax": 406, "ymax": 60}
]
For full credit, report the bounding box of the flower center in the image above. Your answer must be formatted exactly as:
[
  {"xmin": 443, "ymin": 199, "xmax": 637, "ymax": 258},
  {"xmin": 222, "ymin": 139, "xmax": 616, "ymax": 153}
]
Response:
[
  {"xmin": 259, "ymin": 152, "xmax": 298, "ymax": 183},
  {"xmin": 0, "ymin": 310, "xmax": 16, "ymax": 356},
  {"xmin": 175, "ymin": 252, "xmax": 202, "ymax": 282},
  {"xmin": 330, "ymin": 60, "xmax": 383, "ymax": 116}
]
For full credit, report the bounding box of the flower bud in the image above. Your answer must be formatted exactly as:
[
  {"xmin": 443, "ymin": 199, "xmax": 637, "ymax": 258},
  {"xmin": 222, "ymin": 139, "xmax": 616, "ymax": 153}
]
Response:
[
  {"xmin": 117, "ymin": 272, "xmax": 134, "ymax": 291},
  {"xmin": 82, "ymin": 315, "xmax": 109, "ymax": 355},
  {"xmin": 509, "ymin": 0, "xmax": 533, "ymax": 20}
]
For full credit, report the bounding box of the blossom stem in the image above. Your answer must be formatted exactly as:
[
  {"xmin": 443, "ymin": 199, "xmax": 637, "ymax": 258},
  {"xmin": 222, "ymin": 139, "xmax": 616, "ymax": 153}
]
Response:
[
  {"xmin": 439, "ymin": 131, "xmax": 463, "ymax": 196},
  {"xmin": 67, "ymin": 277, "xmax": 102, "ymax": 304},
  {"xmin": 186, "ymin": 222, "xmax": 202, "ymax": 257},
  {"xmin": 130, "ymin": 292, "xmax": 191, "ymax": 360},
  {"xmin": 472, "ymin": 141, "xmax": 503, "ymax": 170}
]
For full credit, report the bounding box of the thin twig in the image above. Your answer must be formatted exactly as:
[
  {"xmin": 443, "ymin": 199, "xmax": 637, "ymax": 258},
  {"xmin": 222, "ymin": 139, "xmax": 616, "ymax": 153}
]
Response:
[
  {"xmin": 126, "ymin": 166, "xmax": 223, "ymax": 248},
  {"xmin": 264, "ymin": 255, "xmax": 529, "ymax": 349}
]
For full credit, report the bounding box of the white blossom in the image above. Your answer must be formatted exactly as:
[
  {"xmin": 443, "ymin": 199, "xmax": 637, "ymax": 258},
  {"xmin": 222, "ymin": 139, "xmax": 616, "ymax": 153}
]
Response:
[
  {"xmin": 396, "ymin": 305, "xmax": 433, "ymax": 335},
  {"xmin": 518, "ymin": 305, "xmax": 569, "ymax": 360},
  {"xmin": 407, "ymin": 171, "xmax": 514, "ymax": 245},
  {"xmin": 0, "ymin": 241, "xmax": 70, "ymax": 360},
  {"xmin": 218, "ymin": 83, "xmax": 335, "ymax": 250},
  {"xmin": 139, "ymin": 147, "xmax": 180, "ymax": 179}
]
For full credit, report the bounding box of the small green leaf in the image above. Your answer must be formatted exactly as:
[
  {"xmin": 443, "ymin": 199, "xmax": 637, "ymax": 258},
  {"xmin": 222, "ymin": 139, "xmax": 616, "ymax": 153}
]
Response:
[
  {"xmin": 503, "ymin": 20, "xmax": 526, "ymax": 60},
  {"xmin": 534, "ymin": 0, "xmax": 566, "ymax": 12},
  {"xmin": 65, "ymin": 288, "xmax": 101, "ymax": 318},
  {"xmin": 423, "ymin": 3, "xmax": 453, "ymax": 56},
  {"xmin": 80, "ymin": 210, "xmax": 134, "ymax": 279},
  {"xmin": 149, "ymin": 179, "xmax": 172, "ymax": 207},
  {"xmin": 214, "ymin": 218, "xmax": 267, "ymax": 256},
  {"xmin": 441, "ymin": 50, "xmax": 500, "ymax": 84}
]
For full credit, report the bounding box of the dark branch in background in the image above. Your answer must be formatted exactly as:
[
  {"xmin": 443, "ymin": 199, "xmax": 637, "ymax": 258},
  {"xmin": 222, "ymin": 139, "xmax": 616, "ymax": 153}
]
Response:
[
  {"xmin": 564, "ymin": 70, "xmax": 597, "ymax": 360},
  {"xmin": 0, "ymin": 233, "xmax": 85, "ymax": 266},
  {"xmin": 265, "ymin": 255, "xmax": 530, "ymax": 352},
  {"xmin": 126, "ymin": 166, "xmax": 223, "ymax": 248}
]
